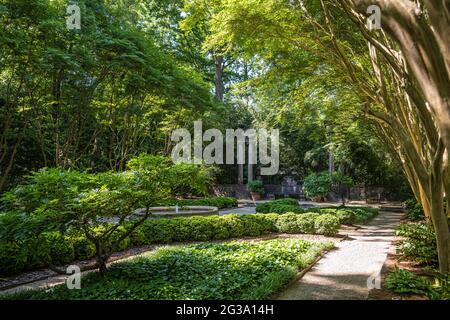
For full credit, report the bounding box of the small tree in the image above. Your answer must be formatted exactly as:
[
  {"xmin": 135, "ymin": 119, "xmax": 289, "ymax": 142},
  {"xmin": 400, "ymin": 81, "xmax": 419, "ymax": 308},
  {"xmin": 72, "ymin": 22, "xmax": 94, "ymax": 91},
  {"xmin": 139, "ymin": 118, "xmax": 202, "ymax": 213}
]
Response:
[{"xmin": 0, "ymin": 155, "xmax": 214, "ymax": 275}]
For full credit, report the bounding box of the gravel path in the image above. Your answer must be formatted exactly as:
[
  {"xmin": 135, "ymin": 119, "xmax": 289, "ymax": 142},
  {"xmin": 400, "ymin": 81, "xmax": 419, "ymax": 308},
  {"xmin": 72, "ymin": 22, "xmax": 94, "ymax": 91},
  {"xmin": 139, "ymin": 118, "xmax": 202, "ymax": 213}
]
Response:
[{"xmin": 276, "ymin": 210, "xmax": 404, "ymax": 300}]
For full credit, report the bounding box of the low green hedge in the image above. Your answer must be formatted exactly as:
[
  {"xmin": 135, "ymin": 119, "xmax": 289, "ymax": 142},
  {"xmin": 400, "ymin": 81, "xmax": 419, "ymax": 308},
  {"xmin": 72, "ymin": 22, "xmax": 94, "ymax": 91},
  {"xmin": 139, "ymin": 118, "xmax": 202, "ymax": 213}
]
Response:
[
  {"xmin": 256, "ymin": 198, "xmax": 303, "ymax": 214},
  {"xmin": 158, "ymin": 197, "xmax": 238, "ymax": 209},
  {"xmin": 0, "ymin": 212, "xmax": 340, "ymax": 276},
  {"xmin": 309, "ymin": 206, "xmax": 379, "ymax": 224}
]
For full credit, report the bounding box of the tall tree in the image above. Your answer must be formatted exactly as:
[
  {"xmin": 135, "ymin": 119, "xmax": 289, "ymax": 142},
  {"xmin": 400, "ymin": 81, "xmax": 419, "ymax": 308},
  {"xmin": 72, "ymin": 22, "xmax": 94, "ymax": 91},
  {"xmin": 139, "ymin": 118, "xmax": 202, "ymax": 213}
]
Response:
[{"xmin": 204, "ymin": 0, "xmax": 450, "ymax": 272}]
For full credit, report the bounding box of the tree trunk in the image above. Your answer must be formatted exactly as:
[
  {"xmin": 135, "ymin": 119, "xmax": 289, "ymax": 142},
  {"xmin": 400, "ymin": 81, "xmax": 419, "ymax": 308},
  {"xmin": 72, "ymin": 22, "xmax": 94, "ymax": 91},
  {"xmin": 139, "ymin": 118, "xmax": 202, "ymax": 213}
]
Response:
[
  {"xmin": 214, "ymin": 54, "xmax": 225, "ymax": 101},
  {"xmin": 95, "ymin": 242, "xmax": 108, "ymax": 276}
]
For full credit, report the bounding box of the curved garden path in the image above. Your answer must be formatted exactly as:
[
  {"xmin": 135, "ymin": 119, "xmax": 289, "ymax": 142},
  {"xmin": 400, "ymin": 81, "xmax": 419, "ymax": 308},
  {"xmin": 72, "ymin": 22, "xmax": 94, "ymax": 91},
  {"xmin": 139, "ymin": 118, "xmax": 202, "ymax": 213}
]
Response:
[{"xmin": 276, "ymin": 209, "xmax": 404, "ymax": 300}]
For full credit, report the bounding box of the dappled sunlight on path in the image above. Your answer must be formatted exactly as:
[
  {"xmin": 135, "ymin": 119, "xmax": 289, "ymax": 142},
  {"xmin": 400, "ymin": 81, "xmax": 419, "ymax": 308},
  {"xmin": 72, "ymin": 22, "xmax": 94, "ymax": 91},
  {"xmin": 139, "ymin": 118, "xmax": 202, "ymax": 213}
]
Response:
[{"xmin": 276, "ymin": 210, "xmax": 404, "ymax": 300}]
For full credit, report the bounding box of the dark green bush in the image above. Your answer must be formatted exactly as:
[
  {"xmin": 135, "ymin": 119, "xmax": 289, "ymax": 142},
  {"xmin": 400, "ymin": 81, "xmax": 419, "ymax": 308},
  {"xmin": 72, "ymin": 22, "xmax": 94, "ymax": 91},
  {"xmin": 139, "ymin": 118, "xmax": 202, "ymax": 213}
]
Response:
[
  {"xmin": 335, "ymin": 210, "xmax": 357, "ymax": 224},
  {"xmin": 276, "ymin": 213, "xmax": 302, "ymax": 233},
  {"xmin": 139, "ymin": 219, "xmax": 177, "ymax": 244},
  {"xmin": 71, "ymin": 236, "xmax": 96, "ymax": 261},
  {"xmin": 0, "ymin": 242, "xmax": 27, "ymax": 275},
  {"xmin": 303, "ymin": 172, "xmax": 332, "ymax": 198},
  {"xmin": 403, "ymin": 199, "xmax": 425, "ymax": 221},
  {"xmin": 246, "ymin": 180, "xmax": 264, "ymax": 194},
  {"xmin": 221, "ymin": 214, "xmax": 246, "ymax": 238}
]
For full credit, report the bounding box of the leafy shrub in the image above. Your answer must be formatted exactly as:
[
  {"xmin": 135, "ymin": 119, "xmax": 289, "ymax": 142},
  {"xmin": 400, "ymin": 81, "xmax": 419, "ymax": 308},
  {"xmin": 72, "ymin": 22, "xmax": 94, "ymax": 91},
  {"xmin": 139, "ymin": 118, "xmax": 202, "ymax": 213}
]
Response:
[
  {"xmin": 221, "ymin": 214, "xmax": 246, "ymax": 238},
  {"xmin": 159, "ymin": 197, "xmax": 237, "ymax": 209},
  {"xmin": 246, "ymin": 180, "xmax": 264, "ymax": 194},
  {"xmin": 70, "ymin": 236, "xmax": 96, "ymax": 261},
  {"xmin": 0, "ymin": 242, "xmax": 27, "ymax": 275},
  {"xmin": 385, "ymin": 269, "xmax": 449, "ymax": 300},
  {"xmin": 0, "ymin": 210, "xmax": 341, "ymax": 275},
  {"xmin": 396, "ymin": 223, "xmax": 438, "ymax": 266},
  {"xmin": 256, "ymin": 199, "xmax": 303, "ymax": 214},
  {"xmin": 308, "ymin": 206, "xmax": 378, "ymax": 224},
  {"xmin": 314, "ymin": 214, "xmax": 341, "ymax": 236},
  {"xmin": 276, "ymin": 213, "xmax": 305, "ymax": 233},
  {"xmin": 335, "ymin": 210, "xmax": 357, "ymax": 224},
  {"xmin": 303, "ymin": 172, "xmax": 332, "ymax": 198},
  {"xmin": 272, "ymin": 198, "xmax": 299, "ymax": 206},
  {"xmin": 274, "ymin": 212, "xmax": 339, "ymax": 236},
  {"xmin": 403, "ymin": 199, "xmax": 425, "ymax": 221}
]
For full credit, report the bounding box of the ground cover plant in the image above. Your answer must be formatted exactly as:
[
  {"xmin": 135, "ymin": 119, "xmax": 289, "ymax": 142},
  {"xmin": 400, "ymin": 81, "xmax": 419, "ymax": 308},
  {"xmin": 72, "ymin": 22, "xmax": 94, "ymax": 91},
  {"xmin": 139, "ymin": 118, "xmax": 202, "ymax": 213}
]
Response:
[
  {"xmin": 2, "ymin": 239, "xmax": 334, "ymax": 300},
  {"xmin": 385, "ymin": 269, "xmax": 449, "ymax": 300}
]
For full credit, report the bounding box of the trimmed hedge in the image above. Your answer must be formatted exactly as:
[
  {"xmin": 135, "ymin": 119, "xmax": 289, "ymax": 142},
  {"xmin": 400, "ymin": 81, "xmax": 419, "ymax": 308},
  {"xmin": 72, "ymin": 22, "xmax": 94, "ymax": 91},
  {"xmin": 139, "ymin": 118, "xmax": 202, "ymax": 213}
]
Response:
[
  {"xmin": 256, "ymin": 198, "xmax": 303, "ymax": 214},
  {"xmin": 309, "ymin": 206, "xmax": 379, "ymax": 224},
  {"xmin": 158, "ymin": 197, "xmax": 238, "ymax": 209},
  {"xmin": 0, "ymin": 212, "xmax": 340, "ymax": 276}
]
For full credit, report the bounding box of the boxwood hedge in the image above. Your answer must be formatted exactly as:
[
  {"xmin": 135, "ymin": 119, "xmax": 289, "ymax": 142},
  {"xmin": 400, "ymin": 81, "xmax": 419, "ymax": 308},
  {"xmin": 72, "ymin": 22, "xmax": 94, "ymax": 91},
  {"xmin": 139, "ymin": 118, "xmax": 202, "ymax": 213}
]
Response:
[
  {"xmin": 256, "ymin": 198, "xmax": 303, "ymax": 214},
  {"xmin": 0, "ymin": 212, "xmax": 340, "ymax": 276}
]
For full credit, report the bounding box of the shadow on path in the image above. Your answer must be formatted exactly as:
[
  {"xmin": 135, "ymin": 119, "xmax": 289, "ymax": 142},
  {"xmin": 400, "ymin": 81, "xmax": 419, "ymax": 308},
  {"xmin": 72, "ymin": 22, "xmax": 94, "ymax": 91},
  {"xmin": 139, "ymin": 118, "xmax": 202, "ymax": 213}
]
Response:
[{"xmin": 276, "ymin": 210, "xmax": 404, "ymax": 300}]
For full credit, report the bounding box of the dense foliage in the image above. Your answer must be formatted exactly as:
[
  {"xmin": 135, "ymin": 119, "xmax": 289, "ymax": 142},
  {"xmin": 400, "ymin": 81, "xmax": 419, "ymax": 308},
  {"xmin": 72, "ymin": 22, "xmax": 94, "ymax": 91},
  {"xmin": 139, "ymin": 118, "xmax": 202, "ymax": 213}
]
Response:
[
  {"xmin": 256, "ymin": 199, "xmax": 378, "ymax": 225},
  {"xmin": 0, "ymin": 154, "xmax": 214, "ymax": 273},
  {"xmin": 0, "ymin": 212, "xmax": 340, "ymax": 275},
  {"xmin": 385, "ymin": 269, "xmax": 449, "ymax": 300},
  {"xmin": 310, "ymin": 207, "xmax": 379, "ymax": 225},
  {"xmin": 403, "ymin": 199, "xmax": 426, "ymax": 222},
  {"xmin": 2, "ymin": 239, "xmax": 334, "ymax": 300},
  {"xmin": 158, "ymin": 197, "xmax": 237, "ymax": 209},
  {"xmin": 256, "ymin": 199, "xmax": 303, "ymax": 214},
  {"xmin": 396, "ymin": 223, "xmax": 438, "ymax": 267},
  {"xmin": 303, "ymin": 172, "xmax": 333, "ymax": 199},
  {"xmin": 246, "ymin": 180, "xmax": 264, "ymax": 195}
]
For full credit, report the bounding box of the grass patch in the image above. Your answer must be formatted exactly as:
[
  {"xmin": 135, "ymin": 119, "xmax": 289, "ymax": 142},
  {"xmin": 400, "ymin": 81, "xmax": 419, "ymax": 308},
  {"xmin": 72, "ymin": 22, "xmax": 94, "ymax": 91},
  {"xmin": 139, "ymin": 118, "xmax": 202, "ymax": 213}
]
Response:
[{"xmin": 3, "ymin": 239, "xmax": 333, "ymax": 300}]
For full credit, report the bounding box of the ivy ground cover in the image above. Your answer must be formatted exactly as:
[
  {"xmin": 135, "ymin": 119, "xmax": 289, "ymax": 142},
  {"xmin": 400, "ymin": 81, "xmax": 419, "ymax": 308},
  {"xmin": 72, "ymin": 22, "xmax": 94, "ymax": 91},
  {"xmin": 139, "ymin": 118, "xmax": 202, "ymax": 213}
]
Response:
[{"xmin": 5, "ymin": 239, "xmax": 333, "ymax": 300}]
